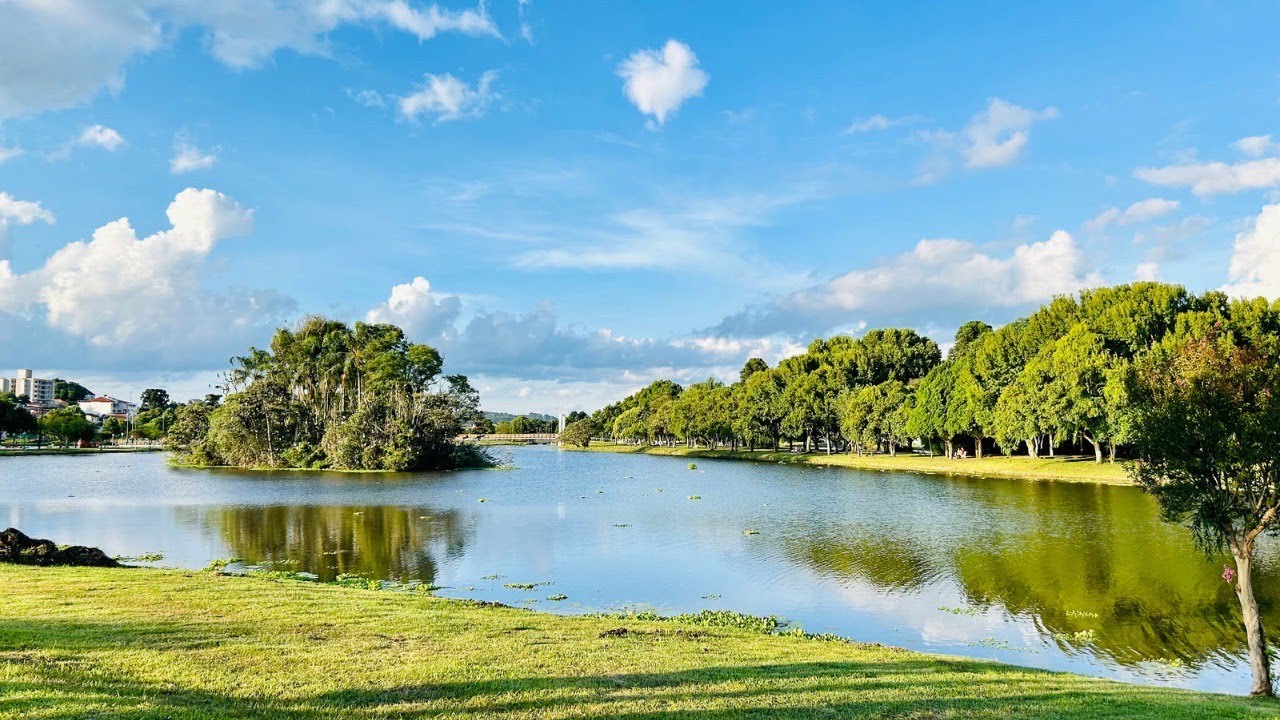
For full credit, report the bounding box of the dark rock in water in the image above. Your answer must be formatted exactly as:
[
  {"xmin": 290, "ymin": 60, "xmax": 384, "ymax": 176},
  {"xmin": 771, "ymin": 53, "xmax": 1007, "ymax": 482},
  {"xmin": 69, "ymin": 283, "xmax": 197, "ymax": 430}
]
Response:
[{"xmin": 0, "ymin": 528, "xmax": 119, "ymax": 567}]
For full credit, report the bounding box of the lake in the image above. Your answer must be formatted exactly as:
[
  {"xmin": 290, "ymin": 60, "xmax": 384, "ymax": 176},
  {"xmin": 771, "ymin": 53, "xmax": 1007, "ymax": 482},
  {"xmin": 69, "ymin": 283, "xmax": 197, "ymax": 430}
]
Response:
[{"xmin": 0, "ymin": 445, "xmax": 1272, "ymax": 693}]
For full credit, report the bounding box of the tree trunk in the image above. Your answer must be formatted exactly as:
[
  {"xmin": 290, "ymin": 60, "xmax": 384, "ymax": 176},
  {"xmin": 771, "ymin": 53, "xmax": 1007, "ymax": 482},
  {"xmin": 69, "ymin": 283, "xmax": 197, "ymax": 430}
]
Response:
[
  {"xmin": 973, "ymin": 435, "xmax": 983, "ymax": 459},
  {"xmin": 1027, "ymin": 437, "xmax": 1038, "ymax": 458},
  {"xmin": 944, "ymin": 439, "xmax": 953, "ymax": 458},
  {"xmin": 1233, "ymin": 543, "xmax": 1274, "ymax": 696},
  {"xmin": 1084, "ymin": 433, "xmax": 1102, "ymax": 463},
  {"xmin": 1107, "ymin": 442, "xmax": 1117, "ymax": 463},
  {"xmin": 1047, "ymin": 434, "xmax": 1055, "ymax": 457}
]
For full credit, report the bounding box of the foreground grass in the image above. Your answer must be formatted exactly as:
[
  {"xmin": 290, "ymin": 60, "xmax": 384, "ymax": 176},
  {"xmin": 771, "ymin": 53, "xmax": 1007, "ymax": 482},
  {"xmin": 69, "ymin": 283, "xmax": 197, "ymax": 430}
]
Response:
[
  {"xmin": 0, "ymin": 566, "xmax": 1271, "ymax": 718},
  {"xmin": 570, "ymin": 443, "xmax": 1131, "ymax": 484}
]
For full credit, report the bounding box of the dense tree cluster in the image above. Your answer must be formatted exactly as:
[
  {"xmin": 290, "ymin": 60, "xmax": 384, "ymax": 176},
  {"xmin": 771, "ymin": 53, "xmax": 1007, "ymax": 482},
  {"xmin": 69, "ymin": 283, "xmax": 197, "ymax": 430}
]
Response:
[
  {"xmin": 590, "ymin": 283, "xmax": 1277, "ymax": 464},
  {"xmin": 168, "ymin": 317, "xmax": 487, "ymax": 471}
]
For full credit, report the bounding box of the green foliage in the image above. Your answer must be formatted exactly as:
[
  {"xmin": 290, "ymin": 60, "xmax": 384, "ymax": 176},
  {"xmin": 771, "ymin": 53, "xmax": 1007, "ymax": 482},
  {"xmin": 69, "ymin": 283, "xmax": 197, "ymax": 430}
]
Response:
[
  {"xmin": 0, "ymin": 393, "xmax": 37, "ymax": 437},
  {"xmin": 177, "ymin": 316, "xmax": 485, "ymax": 471},
  {"xmin": 51, "ymin": 378, "xmax": 92, "ymax": 403},
  {"xmin": 585, "ymin": 283, "xmax": 1280, "ymax": 467},
  {"xmin": 558, "ymin": 418, "xmax": 596, "ymax": 447},
  {"xmin": 38, "ymin": 406, "xmax": 95, "ymax": 446}
]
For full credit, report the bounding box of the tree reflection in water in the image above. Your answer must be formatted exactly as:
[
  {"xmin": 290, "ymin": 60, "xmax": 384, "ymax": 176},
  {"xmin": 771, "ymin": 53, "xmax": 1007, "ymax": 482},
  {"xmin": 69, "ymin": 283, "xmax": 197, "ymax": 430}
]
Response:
[
  {"xmin": 206, "ymin": 505, "xmax": 467, "ymax": 583},
  {"xmin": 785, "ymin": 478, "xmax": 1280, "ymax": 669}
]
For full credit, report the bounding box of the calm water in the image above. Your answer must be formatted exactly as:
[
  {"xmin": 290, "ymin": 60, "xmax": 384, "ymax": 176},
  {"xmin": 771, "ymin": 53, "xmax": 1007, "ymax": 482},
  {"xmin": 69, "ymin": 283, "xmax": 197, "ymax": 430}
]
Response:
[{"xmin": 0, "ymin": 446, "xmax": 1273, "ymax": 693}]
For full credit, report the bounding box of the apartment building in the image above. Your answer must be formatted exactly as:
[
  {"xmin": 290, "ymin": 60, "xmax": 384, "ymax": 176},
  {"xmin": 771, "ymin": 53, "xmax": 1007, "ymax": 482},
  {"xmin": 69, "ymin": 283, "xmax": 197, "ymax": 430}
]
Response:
[{"xmin": 2, "ymin": 370, "xmax": 55, "ymax": 407}]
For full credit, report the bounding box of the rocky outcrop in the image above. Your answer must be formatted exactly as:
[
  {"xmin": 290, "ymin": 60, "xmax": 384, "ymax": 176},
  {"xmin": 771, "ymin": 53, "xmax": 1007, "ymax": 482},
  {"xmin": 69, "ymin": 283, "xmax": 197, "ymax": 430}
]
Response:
[{"xmin": 0, "ymin": 528, "xmax": 119, "ymax": 567}]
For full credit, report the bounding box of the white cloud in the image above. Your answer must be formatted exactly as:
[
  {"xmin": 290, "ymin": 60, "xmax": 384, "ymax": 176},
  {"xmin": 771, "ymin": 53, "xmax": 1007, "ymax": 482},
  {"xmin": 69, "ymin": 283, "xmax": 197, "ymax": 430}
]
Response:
[
  {"xmin": 1233, "ymin": 134, "xmax": 1280, "ymax": 158},
  {"xmin": 398, "ymin": 71, "xmax": 499, "ymax": 123},
  {"xmin": 0, "ymin": 145, "xmax": 23, "ymax": 163},
  {"xmin": 75, "ymin": 124, "xmax": 125, "ymax": 151},
  {"xmin": 712, "ymin": 230, "xmax": 1099, "ymax": 338},
  {"xmin": 617, "ymin": 39, "xmax": 708, "ymax": 126},
  {"xmin": 365, "ymin": 276, "xmax": 462, "ymax": 340},
  {"xmin": 1136, "ymin": 157, "xmax": 1280, "ymax": 196},
  {"xmin": 363, "ymin": 276, "xmax": 804, "ymax": 391},
  {"xmin": 0, "ymin": 1, "xmax": 499, "ymax": 118},
  {"xmin": 1085, "ymin": 197, "xmax": 1180, "ymax": 231},
  {"xmin": 0, "ymin": 192, "xmax": 55, "ymax": 226},
  {"xmin": 0, "ymin": 188, "xmax": 294, "ymax": 362},
  {"xmin": 1134, "ymin": 261, "xmax": 1160, "ymax": 282},
  {"xmin": 842, "ymin": 114, "xmax": 919, "ymax": 135},
  {"xmin": 0, "ymin": 191, "xmax": 55, "ymax": 260},
  {"xmin": 961, "ymin": 98, "xmax": 1059, "ymax": 168},
  {"xmin": 170, "ymin": 140, "xmax": 217, "ymax": 174},
  {"xmin": 1222, "ymin": 203, "xmax": 1280, "ymax": 300}
]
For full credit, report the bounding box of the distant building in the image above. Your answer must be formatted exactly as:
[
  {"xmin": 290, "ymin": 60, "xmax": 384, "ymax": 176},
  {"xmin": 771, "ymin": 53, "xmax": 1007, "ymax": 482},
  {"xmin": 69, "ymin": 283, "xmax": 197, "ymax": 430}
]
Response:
[
  {"xmin": 3, "ymin": 369, "xmax": 54, "ymax": 407},
  {"xmin": 78, "ymin": 396, "xmax": 138, "ymax": 421}
]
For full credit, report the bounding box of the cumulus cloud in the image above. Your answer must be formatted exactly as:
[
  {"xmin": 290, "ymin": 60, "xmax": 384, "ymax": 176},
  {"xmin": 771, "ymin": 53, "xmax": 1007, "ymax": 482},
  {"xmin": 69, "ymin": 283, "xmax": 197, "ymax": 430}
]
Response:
[
  {"xmin": 170, "ymin": 140, "xmax": 217, "ymax": 174},
  {"xmin": 0, "ymin": 192, "xmax": 55, "ymax": 226},
  {"xmin": 0, "ymin": 188, "xmax": 294, "ymax": 365},
  {"xmin": 0, "ymin": 145, "xmax": 22, "ymax": 163},
  {"xmin": 1222, "ymin": 203, "xmax": 1280, "ymax": 300},
  {"xmin": 960, "ymin": 98, "xmax": 1059, "ymax": 168},
  {"xmin": 0, "ymin": 191, "xmax": 55, "ymax": 259},
  {"xmin": 617, "ymin": 40, "xmax": 708, "ymax": 126},
  {"xmin": 1085, "ymin": 197, "xmax": 1180, "ymax": 231},
  {"xmin": 711, "ymin": 230, "xmax": 1099, "ymax": 338},
  {"xmin": 1233, "ymin": 134, "xmax": 1280, "ymax": 158},
  {"xmin": 1135, "ymin": 157, "xmax": 1280, "ymax": 196},
  {"xmin": 0, "ymin": 1, "xmax": 499, "ymax": 118},
  {"xmin": 365, "ymin": 276, "xmax": 462, "ymax": 340},
  {"xmin": 364, "ymin": 275, "xmax": 802, "ymax": 385},
  {"xmin": 398, "ymin": 71, "xmax": 499, "ymax": 123},
  {"xmin": 75, "ymin": 124, "xmax": 125, "ymax": 151}
]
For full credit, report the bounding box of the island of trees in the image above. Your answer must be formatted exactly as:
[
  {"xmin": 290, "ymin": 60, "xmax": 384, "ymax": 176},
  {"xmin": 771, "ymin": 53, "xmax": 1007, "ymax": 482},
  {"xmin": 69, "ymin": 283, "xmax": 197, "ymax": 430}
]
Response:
[{"xmin": 167, "ymin": 317, "xmax": 486, "ymax": 471}]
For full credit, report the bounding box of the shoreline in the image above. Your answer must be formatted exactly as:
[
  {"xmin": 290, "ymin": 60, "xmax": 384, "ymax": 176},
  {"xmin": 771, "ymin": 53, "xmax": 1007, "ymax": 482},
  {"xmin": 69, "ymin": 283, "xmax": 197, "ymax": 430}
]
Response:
[
  {"xmin": 567, "ymin": 442, "xmax": 1132, "ymax": 484},
  {"xmin": 0, "ymin": 446, "xmax": 165, "ymax": 457},
  {"xmin": 0, "ymin": 565, "xmax": 1267, "ymax": 717}
]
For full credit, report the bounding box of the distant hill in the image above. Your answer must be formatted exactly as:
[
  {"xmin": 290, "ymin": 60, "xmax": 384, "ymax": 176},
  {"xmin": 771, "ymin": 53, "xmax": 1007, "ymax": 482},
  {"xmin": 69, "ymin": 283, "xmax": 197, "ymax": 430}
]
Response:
[{"xmin": 482, "ymin": 411, "xmax": 556, "ymax": 424}]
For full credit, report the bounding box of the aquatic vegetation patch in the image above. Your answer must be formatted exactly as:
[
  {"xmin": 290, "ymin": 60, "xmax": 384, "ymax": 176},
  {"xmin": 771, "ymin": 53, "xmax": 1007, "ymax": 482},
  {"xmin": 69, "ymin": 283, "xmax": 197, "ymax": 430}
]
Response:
[
  {"xmin": 116, "ymin": 552, "xmax": 165, "ymax": 562},
  {"xmin": 546, "ymin": 594, "xmax": 568, "ymax": 601},
  {"xmin": 938, "ymin": 605, "xmax": 981, "ymax": 616},
  {"xmin": 504, "ymin": 581, "xmax": 554, "ymax": 591}
]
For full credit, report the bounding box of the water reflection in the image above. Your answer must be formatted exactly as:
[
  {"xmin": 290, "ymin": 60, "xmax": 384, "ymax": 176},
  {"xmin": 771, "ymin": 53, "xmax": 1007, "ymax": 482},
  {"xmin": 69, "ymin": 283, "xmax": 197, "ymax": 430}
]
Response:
[
  {"xmin": 786, "ymin": 475, "xmax": 1276, "ymax": 670},
  {"xmin": 202, "ymin": 506, "xmax": 467, "ymax": 583}
]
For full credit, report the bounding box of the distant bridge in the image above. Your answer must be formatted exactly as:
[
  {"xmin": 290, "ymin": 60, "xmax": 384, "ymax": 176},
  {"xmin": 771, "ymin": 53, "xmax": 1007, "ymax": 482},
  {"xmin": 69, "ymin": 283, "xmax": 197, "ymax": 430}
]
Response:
[{"xmin": 459, "ymin": 433, "xmax": 559, "ymax": 445}]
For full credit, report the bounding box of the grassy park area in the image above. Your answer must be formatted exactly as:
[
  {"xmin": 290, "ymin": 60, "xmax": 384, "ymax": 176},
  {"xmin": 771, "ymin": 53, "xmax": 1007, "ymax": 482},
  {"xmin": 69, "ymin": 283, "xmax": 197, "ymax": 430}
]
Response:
[
  {"xmin": 571, "ymin": 442, "xmax": 1132, "ymax": 484},
  {"xmin": 0, "ymin": 565, "xmax": 1270, "ymax": 719}
]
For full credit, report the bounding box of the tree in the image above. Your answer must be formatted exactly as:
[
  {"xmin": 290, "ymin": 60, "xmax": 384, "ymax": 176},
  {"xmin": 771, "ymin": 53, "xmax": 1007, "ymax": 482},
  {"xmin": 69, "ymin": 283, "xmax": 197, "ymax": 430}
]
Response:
[
  {"xmin": 559, "ymin": 419, "xmax": 597, "ymax": 447},
  {"xmin": 0, "ymin": 394, "xmax": 37, "ymax": 438},
  {"xmin": 52, "ymin": 379, "xmax": 92, "ymax": 403},
  {"xmin": 739, "ymin": 357, "xmax": 769, "ymax": 382},
  {"xmin": 1041, "ymin": 326, "xmax": 1115, "ymax": 463},
  {"xmin": 140, "ymin": 388, "xmax": 171, "ymax": 412},
  {"xmin": 1127, "ymin": 326, "xmax": 1280, "ymax": 696},
  {"xmin": 38, "ymin": 407, "xmax": 94, "ymax": 446}
]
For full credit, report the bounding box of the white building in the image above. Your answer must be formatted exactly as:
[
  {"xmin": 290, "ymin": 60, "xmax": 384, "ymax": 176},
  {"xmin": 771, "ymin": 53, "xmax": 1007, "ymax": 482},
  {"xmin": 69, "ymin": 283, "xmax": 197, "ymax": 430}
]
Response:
[
  {"xmin": 3, "ymin": 370, "xmax": 54, "ymax": 407},
  {"xmin": 79, "ymin": 395, "xmax": 138, "ymax": 420}
]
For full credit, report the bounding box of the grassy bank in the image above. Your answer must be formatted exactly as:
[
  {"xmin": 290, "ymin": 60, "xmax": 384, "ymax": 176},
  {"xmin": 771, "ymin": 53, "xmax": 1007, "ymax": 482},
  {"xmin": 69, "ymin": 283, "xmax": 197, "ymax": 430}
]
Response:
[
  {"xmin": 570, "ymin": 442, "xmax": 1131, "ymax": 484},
  {"xmin": 0, "ymin": 565, "xmax": 1268, "ymax": 719}
]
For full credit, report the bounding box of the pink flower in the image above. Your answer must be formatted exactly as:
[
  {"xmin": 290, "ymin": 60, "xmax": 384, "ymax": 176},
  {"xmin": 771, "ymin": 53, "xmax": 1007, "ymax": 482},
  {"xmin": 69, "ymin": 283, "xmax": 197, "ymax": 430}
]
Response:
[{"xmin": 1223, "ymin": 565, "xmax": 1237, "ymax": 585}]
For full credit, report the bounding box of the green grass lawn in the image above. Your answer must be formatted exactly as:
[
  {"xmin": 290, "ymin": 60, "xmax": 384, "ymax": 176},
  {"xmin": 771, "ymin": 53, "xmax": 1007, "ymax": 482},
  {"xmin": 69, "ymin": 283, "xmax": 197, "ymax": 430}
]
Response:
[
  {"xmin": 571, "ymin": 443, "xmax": 1132, "ymax": 484},
  {"xmin": 0, "ymin": 566, "xmax": 1272, "ymax": 718}
]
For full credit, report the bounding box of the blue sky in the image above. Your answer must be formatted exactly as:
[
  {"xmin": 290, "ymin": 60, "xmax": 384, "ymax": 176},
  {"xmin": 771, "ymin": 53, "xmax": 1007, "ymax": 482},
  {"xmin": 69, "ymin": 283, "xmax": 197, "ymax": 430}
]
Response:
[{"xmin": 2, "ymin": 1, "xmax": 1280, "ymax": 411}]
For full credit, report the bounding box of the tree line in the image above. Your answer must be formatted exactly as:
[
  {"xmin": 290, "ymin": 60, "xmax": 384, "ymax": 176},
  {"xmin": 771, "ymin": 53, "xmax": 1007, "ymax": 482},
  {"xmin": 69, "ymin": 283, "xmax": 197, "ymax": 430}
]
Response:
[
  {"xmin": 167, "ymin": 317, "xmax": 487, "ymax": 471},
  {"xmin": 580, "ymin": 283, "xmax": 1266, "ymax": 464}
]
